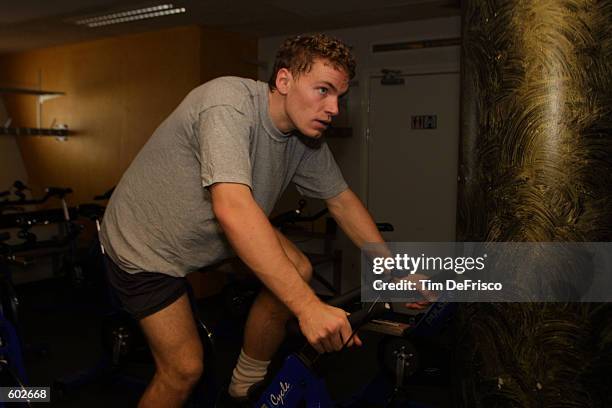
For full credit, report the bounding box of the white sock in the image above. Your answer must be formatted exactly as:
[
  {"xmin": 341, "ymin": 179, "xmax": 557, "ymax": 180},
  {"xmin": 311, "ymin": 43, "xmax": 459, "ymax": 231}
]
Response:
[{"xmin": 228, "ymin": 349, "xmax": 271, "ymax": 398}]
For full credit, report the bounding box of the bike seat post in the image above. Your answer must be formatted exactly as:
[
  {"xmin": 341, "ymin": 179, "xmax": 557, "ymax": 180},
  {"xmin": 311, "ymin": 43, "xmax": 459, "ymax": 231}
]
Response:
[
  {"xmin": 394, "ymin": 346, "xmax": 407, "ymax": 388},
  {"xmin": 95, "ymin": 220, "xmax": 105, "ymax": 255}
]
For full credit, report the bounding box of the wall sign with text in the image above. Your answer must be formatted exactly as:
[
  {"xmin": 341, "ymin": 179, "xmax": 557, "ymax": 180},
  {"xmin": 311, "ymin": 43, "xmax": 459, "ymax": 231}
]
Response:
[{"xmin": 411, "ymin": 115, "xmax": 437, "ymax": 130}]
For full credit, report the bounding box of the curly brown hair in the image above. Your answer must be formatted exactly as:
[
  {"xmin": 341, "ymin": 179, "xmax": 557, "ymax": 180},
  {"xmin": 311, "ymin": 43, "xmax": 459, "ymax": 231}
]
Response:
[{"xmin": 268, "ymin": 33, "xmax": 356, "ymax": 91}]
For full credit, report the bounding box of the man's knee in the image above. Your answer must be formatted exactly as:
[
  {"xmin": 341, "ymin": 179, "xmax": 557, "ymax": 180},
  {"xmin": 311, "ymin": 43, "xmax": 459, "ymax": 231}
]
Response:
[
  {"xmin": 275, "ymin": 230, "xmax": 313, "ymax": 282},
  {"xmin": 295, "ymin": 254, "xmax": 313, "ymax": 282},
  {"xmin": 159, "ymin": 355, "xmax": 204, "ymax": 390},
  {"xmin": 176, "ymin": 358, "xmax": 204, "ymax": 386}
]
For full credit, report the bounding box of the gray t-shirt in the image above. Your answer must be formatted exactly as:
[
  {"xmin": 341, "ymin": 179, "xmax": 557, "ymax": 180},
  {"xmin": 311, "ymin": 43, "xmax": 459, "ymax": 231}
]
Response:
[{"xmin": 100, "ymin": 76, "xmax": 348, "ymax": 277}]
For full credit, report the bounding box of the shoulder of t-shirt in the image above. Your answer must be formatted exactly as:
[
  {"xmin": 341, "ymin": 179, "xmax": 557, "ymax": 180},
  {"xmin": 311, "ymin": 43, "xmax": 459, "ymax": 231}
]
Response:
[{"xmin": 184, "ymin": 76, "xmax": 260, "ymax": 116}]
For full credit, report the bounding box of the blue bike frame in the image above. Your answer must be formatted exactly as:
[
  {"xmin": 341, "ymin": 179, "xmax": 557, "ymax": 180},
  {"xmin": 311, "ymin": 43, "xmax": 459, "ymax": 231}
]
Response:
[
  {"xmin": 255, "ymin": 297, "xmax": 457, "ymax": 408},
  {"xmin": 255, "ymin": 353, "xmax": 333, "ymax": 408}
]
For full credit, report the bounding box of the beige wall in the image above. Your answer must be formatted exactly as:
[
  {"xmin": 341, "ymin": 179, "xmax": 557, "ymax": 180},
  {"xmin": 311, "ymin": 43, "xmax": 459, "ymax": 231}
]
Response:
[
  {"xmin": 201, "ymin": 27, "xmax": 258, "ymax": 82},
  {"xmin": 0, "ymin": 25, "xmax": 256, "ymax": 204}
]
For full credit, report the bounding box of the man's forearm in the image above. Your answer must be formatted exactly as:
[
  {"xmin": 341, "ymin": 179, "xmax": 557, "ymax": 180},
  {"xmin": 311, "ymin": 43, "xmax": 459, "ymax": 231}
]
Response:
[
  {"xmin": 327, "ymin": 189, "xmax": 386, "ymax": 248},
  {"xmin": 211, "ymin": 184, "xmax": 319, "ymax": 317}
]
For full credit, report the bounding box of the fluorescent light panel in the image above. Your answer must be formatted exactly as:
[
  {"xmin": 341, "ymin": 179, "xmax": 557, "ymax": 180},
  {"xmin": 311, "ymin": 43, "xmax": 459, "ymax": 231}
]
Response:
[
  {"xmin": 76, "ymin": 4, "xmax": 173, "ymax": 24},
  {"xmin": 75, "ymin": 4, "xmax": 186, "ymax": 27}
]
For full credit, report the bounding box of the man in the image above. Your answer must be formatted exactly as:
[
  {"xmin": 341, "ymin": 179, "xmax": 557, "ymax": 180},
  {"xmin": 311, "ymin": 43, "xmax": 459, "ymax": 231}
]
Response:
[{"xmin": 100, "ymin": 33, "xmax": 411, "ymax": 407}]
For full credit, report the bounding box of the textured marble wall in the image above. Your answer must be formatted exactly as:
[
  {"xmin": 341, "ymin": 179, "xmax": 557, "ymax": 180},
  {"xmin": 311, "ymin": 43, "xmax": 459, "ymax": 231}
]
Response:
[{"xmin": 456, "ymin": 1, "xmax": 612, "ymax": 406}]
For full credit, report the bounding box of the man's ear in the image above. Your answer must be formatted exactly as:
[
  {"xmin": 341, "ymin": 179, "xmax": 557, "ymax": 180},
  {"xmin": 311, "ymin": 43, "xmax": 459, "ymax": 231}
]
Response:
[{"xmin": 275, "ymin": 68, "xmax": 292, "ymax": 95}]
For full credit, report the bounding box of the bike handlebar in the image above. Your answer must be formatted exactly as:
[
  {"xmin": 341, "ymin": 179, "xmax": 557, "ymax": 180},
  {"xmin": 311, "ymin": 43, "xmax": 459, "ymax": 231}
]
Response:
[
  {"xmin": 0, "ymin": 184, "xmax": 73, "ymax": 207},
  {"xmin": 94, "ymin": 187, "xmax": 115, "ymax": 201},
  {"xmin": 45, "ymin": 187, "xmax": 73, "ymax": 197},
  {"xmin": 271, "ymin": 200, "xmax": 395, "ymax": 234},
  {"xmin": 286, "ymin": 287, "xmax": 389, "ymax": 353}
]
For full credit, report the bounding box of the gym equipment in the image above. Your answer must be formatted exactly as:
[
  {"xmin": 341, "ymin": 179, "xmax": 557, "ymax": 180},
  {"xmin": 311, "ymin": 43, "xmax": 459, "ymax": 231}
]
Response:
[
  {"xmin": 0, "ymin": 232, "xmax": 31, "ymax": 407},
  {"xmin": 0, "ymin": 182, "xmax": 86, "ymax": 286},
  {"xmin": 253, "ymin": 291, "xmax": 456, "ymax": 407},
  {"xmin": 0, "ymin": 181, "xmax": 73, "ymax": 208},
  {"xmin": 271, "ymin": 199, "xmax": 394, "ymax": 234},
  {"xmin": 221, "ymin": 279, "xmax": 260, "ymax": 319},
  {"xmin": 0, "ymin": 185, "xmax": 113, "ymax": 404}
]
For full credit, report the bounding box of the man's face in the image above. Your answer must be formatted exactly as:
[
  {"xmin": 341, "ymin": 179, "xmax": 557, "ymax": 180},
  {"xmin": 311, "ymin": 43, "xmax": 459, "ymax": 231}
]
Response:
[{"xmin": 283, "ymin": 59, "xmax": 350, "ymax": 138}]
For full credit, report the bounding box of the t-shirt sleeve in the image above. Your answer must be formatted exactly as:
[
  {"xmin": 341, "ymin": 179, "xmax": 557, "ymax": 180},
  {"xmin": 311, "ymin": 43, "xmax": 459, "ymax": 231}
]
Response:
[
  {"xmin": 292, "ymin": 142, "xmax": 348, "ymax": 199},
  {"xmin": 198, "ymin": 106, "xmax": 252, "ymax": 189}
]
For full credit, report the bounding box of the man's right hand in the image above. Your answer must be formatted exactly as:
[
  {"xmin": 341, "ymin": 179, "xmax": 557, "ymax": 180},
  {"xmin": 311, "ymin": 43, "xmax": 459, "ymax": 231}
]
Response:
[
  {"xmin": 297, "ymin": 301, "xmax": 362, "ymax": 353},
  {"xmin": 396, "ymin": 273, "xmax": 438, "ymax": 310}
]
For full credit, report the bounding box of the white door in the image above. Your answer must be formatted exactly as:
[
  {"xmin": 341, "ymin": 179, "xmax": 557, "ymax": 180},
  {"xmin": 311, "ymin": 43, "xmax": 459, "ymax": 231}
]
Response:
[{"xmin": 367, "ymin": 71, "xmax": 460, "ymax": 242}]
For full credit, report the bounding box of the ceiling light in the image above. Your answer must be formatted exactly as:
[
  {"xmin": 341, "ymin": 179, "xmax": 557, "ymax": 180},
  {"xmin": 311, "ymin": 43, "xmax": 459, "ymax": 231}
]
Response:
[
  {"xmin": 76, "ymin": 4, "xmax": 173, "ymax": 25},
  {"xmin": 75, "ymin": 4, "xmax": 186, "ymax": 28}
]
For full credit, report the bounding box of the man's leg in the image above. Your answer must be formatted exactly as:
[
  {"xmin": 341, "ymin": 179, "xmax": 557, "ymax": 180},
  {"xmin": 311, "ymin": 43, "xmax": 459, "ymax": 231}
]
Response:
[
  {"xmin": 228, "ymin": 230, "xmax": 312, "ymax": 398},
  {"xmin": 138, "ymin": 293, "xmax": 204, "ymax": 408},
  {"xmin": 243, "ymin": 230, "xmax": 312, "ymax": 359}
]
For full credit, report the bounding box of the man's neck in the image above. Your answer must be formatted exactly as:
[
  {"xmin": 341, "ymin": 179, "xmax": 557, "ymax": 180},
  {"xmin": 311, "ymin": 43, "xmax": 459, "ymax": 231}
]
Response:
[{"xmin": 268, "ymin": 89, "xmax": 294, "ymax": 134}]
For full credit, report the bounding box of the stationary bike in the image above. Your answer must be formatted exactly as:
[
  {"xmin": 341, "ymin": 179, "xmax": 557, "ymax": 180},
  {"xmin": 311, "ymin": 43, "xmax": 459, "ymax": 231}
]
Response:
[
  {"xmin": 253, "ymin": 288, "xmax": 456, "ymax": 408},
  {"xmin": 0, "ymin": 232, "xmax": 31, "ymax": 407}
]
